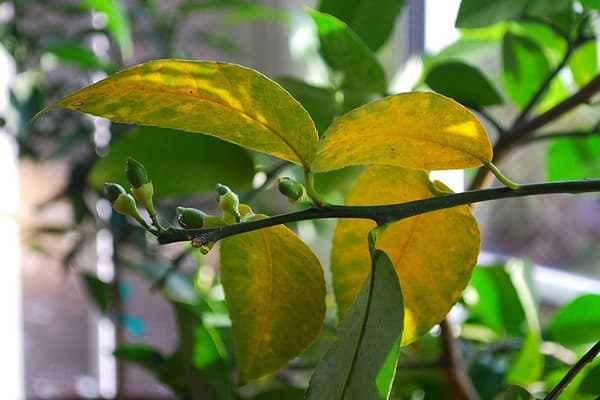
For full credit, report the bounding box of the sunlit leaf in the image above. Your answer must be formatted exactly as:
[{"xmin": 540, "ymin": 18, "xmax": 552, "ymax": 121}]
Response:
[
  {"xmin": 220, "ymin": 221, "xmax": 326, "ymax": 382},
  {"xmin": 312, "ymin": 92, "xmax": 492, "ymax": 173},
  {"xmin": 581, "ymin": 0, "xmax": 600, "ymax": 10},
  {"xmin": 89, "ymin": 126, "xmax": 255, "ymax": 197},
  {"xmin": 224, "ymin": 3, "xmax": 288, "ymax": 25},
  {"xmin": 425, "ymin": 61, "xmax": 502, "ymax": 107},
  {"xmin": 570, "ymin": 41, "xmax": 598, "ymax": 87},
  {"xmin": 331, "ymin": 166, "xmax": 480, "ymax": 344},
  {"xmin": 547, "ymin": 136, "xmax": 600, "ymax": 181},
  {"xmin": 307, "ymin": 250, "xmax": 403, "ymax": 400},
  {"xmin": 546, "ymin": 294, "xmax": 600, "ymax": 346},
  {"xmin": 502, "ymin": 31, "xmax": 551, "ymax": 108},
  {"xmin": 39, "ymin": 60, "xmax": 319, "ymax": 169},
  {"xmin": 309, "ymin": 10, "xmax": 387, "ymax": 96},
  {"xmin": 82, "ymin": 0, "xmax": 133, "ymax": 59},
  {"xmin": 318, "ymin": 0, "xmax": 406, "ymax": 51}
]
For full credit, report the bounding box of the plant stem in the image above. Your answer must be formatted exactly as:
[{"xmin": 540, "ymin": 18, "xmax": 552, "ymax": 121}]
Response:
[
  {"xmin": 157, "ymin": 178, "xmax": 600, "ymax": 245},
  {"xmin": 440, "ymin": 320, "xmax": 481, "ymax": 400},
  {"xmin": 544, "ymin": 340, "xmax": 600, "ymax": 400}
]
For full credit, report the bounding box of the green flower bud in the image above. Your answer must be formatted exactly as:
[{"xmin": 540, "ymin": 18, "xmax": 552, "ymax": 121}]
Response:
[
  {"xmin": 176, "ymin": 206, "xmax": 207, "ymax": 228},
  {"xmin": 104, "ymin": 182, "xmax": 127, "ymax": 202},
  {"xmin": 215, "ymin": 183, "xmax": 241, "ymax": 223},
  {"xmin": 112, "ymin": 193, "xmax": 146, "ymax": 225},
  {"xmin": 277, "ymin": 177, "xmax": 304, "ymax": 202},
  {"xmin": 126, "ymin": 157, "xmax": 149, "ymax": 189},
  {"xmin": 132, "ymin": 182, "xmax": 156, "ymax": 217}
]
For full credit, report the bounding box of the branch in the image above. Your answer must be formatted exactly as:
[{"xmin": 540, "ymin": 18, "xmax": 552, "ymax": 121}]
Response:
[
  {"xmin": 157, "ymin": 179, "xmax": 600, "ymax": 245},
  {"xmin": 440, "ymin": 320, "xmax": 481, "ymax": 400},
  {"xmin": 517, "ymin": 129, "xmax": 600, "ymax": 146},
  {"xmin": 544, "ymin": 340, "xmax": 600, "ymax": 400},
  {"xmin": 470, "ymin": 74, "xmax": 600, "ymax": 189}
]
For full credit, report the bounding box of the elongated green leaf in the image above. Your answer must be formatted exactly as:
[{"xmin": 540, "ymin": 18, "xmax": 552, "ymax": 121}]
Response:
[
  {"xmin": 82, "ymin": 273, "xmax": 110, "ymax": 314},
  {"xmin": 547, "ymin": 136, "xmax": 600, "ymax": 181},
  {"xmin": 277, "ymin": 77, "xmax": 336, "ymax": 134},
  {"xmin": 455, "ymin": 0, "xmax": 527, "ymax": 28},
  {"xmin": 466, "ymin": 265, "xmax": 526, "ymax": 337},
  {"xmin": 547, "ymin": 294, "xmax": 600, "ymax": 346},
  {"xmin": 82, "ymin": 0, "xmax": 133, "ymax": 59},
  {"xmin": 114, "ymin": 344, "xmax": 166, "ymax": 374},
  {"xmin": 331, "ymin": 166, "xmax": 480, "ymax": 344},
  {"xmin": 309, "ymin": 10, "xmax": 387, "ymax": 95},
  {"xmin": 39, "ymin": 60, "xmax": 319, "ymax": 169},
  {"xmin": 504, "ymin": 385, "xmax": 533, "ymax": 400},
  {"xmin": 307, "ymin": 250, "xmax": 403, "ymax": 400},
  {"xmin": 318, "ymin": 0, "xmax": 406, "ymax": 51},
  {"xmin": 89, "ymin": 126, "xmax": 255, "ymax": 197},
  {"xmin": 220, "ymin": 222, "xmax": 326, "ymax": 382},
  {"xmin": 570, "ymin": 41, "xmax": 598, "ymax": 87},
  {"xmin": 312, "ymin": 92, "xmax": 492, "ymax": 172},
  {"xmin": 43, "ymin": 41, "xmax": 112, "ymax": 72},
  {"xmin": 578, "ymin": 364, "xmax": 600, "ymax": 395},
  {"xmin": 425, "ymin": 62, "xmax": 502, "ymax": 107},
  {"xmin": 503, "ymin": 31, "xmax": 551, "ymax": 108}
]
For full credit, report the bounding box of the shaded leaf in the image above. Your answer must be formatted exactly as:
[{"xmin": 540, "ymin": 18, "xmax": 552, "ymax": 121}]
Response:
[
  {"xmin": 546, "ymin": 136, "xmax": 600, "ymax": 181},
  {"xmin": 114, "ymin": 344, "xmax": 166, "ymax": 374},
  {"xmin": 224, "ymin": 3, "xmax": 288, "ymax": 25},
  {"xmin": 136, "ymin": 260, "xmax": 200, "ymax": 305},
  {"xmin": 220, "ymin": 221, "xmax": 326, "ymax": 382},
  {"xmin": 425, "ymin": 61, "xmax": 502, "ymax": 107},
  {"xmin": 82, "ymin": 0, "xmax": 133, "ymax": 59},
  {"xmin": 277, "ymin": 77, "xmax": 336, "ymax": 134},
  {"xmin": 455, "ymin": 0, "xmax": 527, "ymax": 28},
  {"xmin": 466, "ymin": 265, "xmax": 526, "ymax": 337},
  {"xmin": 249, "ymin": 387, "xmax": 305, "ymax": 400},
  {"xmin": 82, "ymin": 273, "xmax": 110, "ymax": 314},
  {"xmin": 307, "ymin": 250, "xmax": 403, "ymax": 400},
  {"xmin": 569, "ymin": 41, "xmax": 598, "ymax": 87},
  {"xmin": 578, "ymin": 363, "xmax": 600, "ymax": 395},
  {"xmin": 39, "ymin": 60, "xmax": 319, "ymax": 169},
  {"xmin": 309, "ymin": 10, "xmax": 386, "ymax": 95},
  {"xmin": 581, "ymin": 0, "xmax": 600, "ymax": 10},
  {"xmin": 331, "ymin": 166, "xmax": 480, "ymax": 344},
  {"xmin": 504, "ymin": 385, "xmax": 533, "ymax": 400},
  {"xmin": 42, "ymin": 41, "xmax": 112, "ymax": 72},
  {"xmin": 89, "ymin": 126, "xmax": 255, "ymax": 197},
  {"xmin": 546, "ymin": 294, "xmax": 600, "ymax": 346},
  {"xmin": 502, "ymin": 31, "xmax": 551, "ymax": 108},
  {"xmin": 312, "ymin": 92, "xmax": 492, "ymax": 173},
  {"xmin": 318, "ymin": 0, "xmax": 406, "ymax": 51}
]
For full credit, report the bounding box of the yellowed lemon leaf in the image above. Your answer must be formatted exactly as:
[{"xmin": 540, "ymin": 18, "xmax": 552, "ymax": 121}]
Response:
[
  {"xmin": 331, "ymin": 165, "xmax": 480, "ymax": 344},
  {"xmin": 39, "ymin": 60, "xmax": 319, "ymax": 168},
  {"xmin": 312, "ymin": 92, "xmax": 492, "ymax": 172},
  {"xmin": 220, "ymin": 222, "xmax": 326, "ymax": 382}
]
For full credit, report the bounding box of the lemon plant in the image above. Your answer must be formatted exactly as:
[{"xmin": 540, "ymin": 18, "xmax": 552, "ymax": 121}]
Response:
[{"xmin": 28, "ymin": 0, "xmax": 600, "ymax": 398}]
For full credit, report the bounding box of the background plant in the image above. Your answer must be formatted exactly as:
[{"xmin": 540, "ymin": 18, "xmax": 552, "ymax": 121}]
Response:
[{"xmin": 6, "ymin": 0, "xmax": 600, "ymax": 398}]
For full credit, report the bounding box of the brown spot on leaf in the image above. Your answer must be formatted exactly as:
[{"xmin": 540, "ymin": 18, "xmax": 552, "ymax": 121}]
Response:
[{"xmin": 71, "ymin": 101, "xmax": 84, "ymax": 107}]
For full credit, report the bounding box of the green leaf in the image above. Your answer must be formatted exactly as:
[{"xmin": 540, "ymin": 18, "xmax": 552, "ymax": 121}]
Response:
[
  {"xmin": 331, "ymin": 166, "xmax": 480, "ymax": 344},
  {"xmin": 82, "ymin": 0, "xmax": 133, "ymax": 59},
  {"xmin": 136, "ymin": 260, "xmax": 200, "ymax": 305},
  {"xmin": 224, "ymin": 4, "xmax": 288, "ymax": 25},
  {"xmin": 220, "ymin": 222, "xmax": 326, "ymax": 382},
  {"xmin": 503, "ymin": 385, "xmax": 533, "ymax": 400},
  {"xmin": 309, "ymin": 10, "xmax": 387, "ymax": 95},
  {"xmin": 114, "ymin": 344, "xmax": 166, "ymax": 374},
  {"xmin": 307, "ymin": 250, "xmax": 403, "ymax": 400},
  {"xmin": 42, "ymin": 41, "xmax": 112, "ymax": 72},
  {"xmin": 248, "ymin": 387, "xmax": 305, "ymax": 400},
  {"xmin": 578, "ymin": 364, "xmax": 600, "ymax": 395},
  {"xmin": 81, "ymin": 273, "xmax": 110, "ymax": 314},
  {"xmin": 89, "ymin": 126, "xmax": 255, "ymax": 197},
  {"xmin": 425, "ymin": 61, "xmax": 503, "ymax": 107},
  {"xmin": 581, "ymin": 0, "xmax": 600, "ymax": 10},
  {"xmin": 39, "ymin": 60, "xmax": 319, "ymax": 169},
  {"xmin": 455, "ymin": 0, "xmax": 528, "ymax": 28},
  {"xmin": 506, "ymin": 260, "xmax": 543, "ymax": 385},
  {"xmin": 318, "ymin": 0, "xmax": 406, "ymax": 51},
  {"xmin": 502, "ymin": 31, "xmax": 552, "ymax": 108},
  {"xmin": 312, "ymin": 92, "xmax": 492, "ymax": 173},
  {"xmin": 163, "ymin": 302, "xmax": 233, "ymax": 399},
  {"xmin": 277, "ymin": 77, "xmax": 336, "ymax": 134},
  {"xmin": 546, "ymin": 294, "xmax": 600, "ymax": 346},
  {"xmin": 466, "ymin": 265, "xmax": 526, "ymax": 337},
  {"xmin": 547, "ymin": 136, "xmax": 600, "ymax": 181},
  {"xmin": 569, "ymin": 41, "xmax": 598, "ymax": 87}
]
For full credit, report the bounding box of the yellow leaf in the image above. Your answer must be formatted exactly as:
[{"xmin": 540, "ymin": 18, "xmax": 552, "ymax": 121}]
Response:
[
  {"xmin": 331, "ymin": 166, "xmax": 480, "ymax": 344},
  {"xmin": 39, "ymin": 60, "xmax": 318, "ymax": 168},
  {"xmin": 220, "ymin": 222, "xmax": 326, "ymax": 382},
  {"xmin": 312, "ymin": 92, "xmax": 492, "ymax": 172}
]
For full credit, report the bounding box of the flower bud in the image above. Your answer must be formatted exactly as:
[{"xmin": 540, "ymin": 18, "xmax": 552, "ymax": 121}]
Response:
[
  {"xmin": 112, "ymin": 193, "xmax": 146, "ymax": 224},
  {"xmin": 132, "ymin": 182, "xmax": 156, "ymax": 217},
  {"xmin": 277, "ymin": 177, "xmax": 305, "ymax": 202},
  {"xmin": 104, "ymin": 182, "xmax": 127, "ymax": 202},
  {"xmin": 215, "ymin": 183, "xmax": 241, "ymax": 223},
  {"xmin": 126, "ymin": 157, "xmax": 149, "ymax": 189},
  {"xmin": 176, "ymin": 207, "xmax": 207, "ymax": 229}
]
